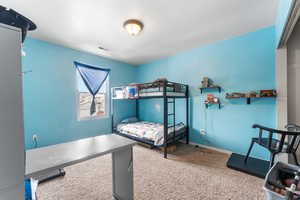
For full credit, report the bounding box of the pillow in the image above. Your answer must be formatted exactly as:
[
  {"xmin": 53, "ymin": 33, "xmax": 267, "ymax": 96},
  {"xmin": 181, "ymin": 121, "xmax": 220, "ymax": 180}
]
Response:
[{"xmin": 121, "ymin": 117, "xmax": 139, "ymax": 123}]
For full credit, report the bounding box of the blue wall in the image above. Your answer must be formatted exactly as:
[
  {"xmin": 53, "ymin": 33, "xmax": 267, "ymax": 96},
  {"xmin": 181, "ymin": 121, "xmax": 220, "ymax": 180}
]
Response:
[
  {"xmin": 22, "ymin": 38, "xmax": 136, "ymax": 149},
  {"xmin": 137, "ymin": 26, "xmax": 276, "ymax": 160},
  {"xmin": 23, "ymin": 26, "xmax": 277, "ymax": 160},
  {"xmin": 276, "ymin": 0, "xmax": 294, "ymax": 46}
]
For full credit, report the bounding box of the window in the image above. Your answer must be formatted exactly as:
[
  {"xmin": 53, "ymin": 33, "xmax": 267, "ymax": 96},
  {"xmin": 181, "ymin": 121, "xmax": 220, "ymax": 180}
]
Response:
[{"xmin": 76, "ymin": 71, "xmax": 109, "ymax": 120}]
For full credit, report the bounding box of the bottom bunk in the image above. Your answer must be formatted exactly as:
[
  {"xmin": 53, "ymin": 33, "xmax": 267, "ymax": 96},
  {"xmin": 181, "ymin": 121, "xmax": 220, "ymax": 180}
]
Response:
[{"xmin": 114, "ymin": 120, "xmax": 188, "ymax": 157}]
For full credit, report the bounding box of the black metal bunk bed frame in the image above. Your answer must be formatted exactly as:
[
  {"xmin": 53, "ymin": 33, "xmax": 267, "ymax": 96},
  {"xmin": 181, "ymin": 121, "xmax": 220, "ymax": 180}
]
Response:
[{"xmin": 111, "ymin": 80, "xmax": 189, "ymax": 158}]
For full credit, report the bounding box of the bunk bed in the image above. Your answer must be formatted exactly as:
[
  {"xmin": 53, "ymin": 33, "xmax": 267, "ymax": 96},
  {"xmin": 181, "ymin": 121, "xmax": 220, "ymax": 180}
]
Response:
[{"xmin": 111, "ymin": 79, "xmax": 189, "ymax": 158}]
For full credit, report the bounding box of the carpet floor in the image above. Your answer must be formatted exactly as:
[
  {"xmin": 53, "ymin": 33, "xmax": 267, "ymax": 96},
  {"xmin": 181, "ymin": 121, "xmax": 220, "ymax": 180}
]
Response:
[{"xmin": 37, "ymin": 143, "xmax": 266, "ymax": 200}]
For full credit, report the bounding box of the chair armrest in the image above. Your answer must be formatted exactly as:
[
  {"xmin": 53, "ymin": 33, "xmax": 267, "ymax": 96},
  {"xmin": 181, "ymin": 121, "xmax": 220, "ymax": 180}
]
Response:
[
  {"xmin": 285, "ymin": 124, "xmax": 300, "ymax": 131},
  {"xmin": 252, "ymin": 124, "xmax": 300, "ymax": 135}
]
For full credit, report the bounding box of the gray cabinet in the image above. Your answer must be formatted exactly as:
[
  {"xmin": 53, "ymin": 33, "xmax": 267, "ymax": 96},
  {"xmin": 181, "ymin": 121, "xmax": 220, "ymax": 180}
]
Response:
[
  {"xmin": 0, "ymin": 24, "xmax": 24, "ymax": 198},
  {"xmin": 0, "ymin": 184, "xmax": 24, "ymax": 200}
]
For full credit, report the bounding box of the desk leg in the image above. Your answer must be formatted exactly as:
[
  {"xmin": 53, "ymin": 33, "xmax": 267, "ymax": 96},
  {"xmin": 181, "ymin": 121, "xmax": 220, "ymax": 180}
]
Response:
[{"xmin": 112, "ymin": 146, "xmax": 133, "ymax": 200}]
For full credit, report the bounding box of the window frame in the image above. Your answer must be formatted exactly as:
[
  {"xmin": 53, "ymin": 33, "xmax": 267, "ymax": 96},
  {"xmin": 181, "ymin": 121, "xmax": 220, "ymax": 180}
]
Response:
[{"xmin": 76, "ymin": 71, "xmax": 110, "ymax": 121}]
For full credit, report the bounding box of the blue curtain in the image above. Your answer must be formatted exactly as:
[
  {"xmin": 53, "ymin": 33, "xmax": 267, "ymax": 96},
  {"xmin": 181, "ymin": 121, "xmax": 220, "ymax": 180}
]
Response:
[{"xmin": 74, "ymin": 61, "xmax": 110, "ymax": 115}]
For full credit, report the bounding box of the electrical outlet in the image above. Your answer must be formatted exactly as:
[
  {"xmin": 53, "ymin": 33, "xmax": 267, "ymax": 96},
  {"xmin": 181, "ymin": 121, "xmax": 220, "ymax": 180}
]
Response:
[
  {"xmin": 32, "ymin": 134, "xmax": 38, "ymax": 141},
  {"xmin": 200, "ymin": 129, "xmax": 206, "ymax": 135},
  {"xmin": 32, "ymin": 134, "xmax": 38, "ymax": 148},
  {"xmin": 155, "ymin": 104, "xmax": 161, "ymax": 112}
]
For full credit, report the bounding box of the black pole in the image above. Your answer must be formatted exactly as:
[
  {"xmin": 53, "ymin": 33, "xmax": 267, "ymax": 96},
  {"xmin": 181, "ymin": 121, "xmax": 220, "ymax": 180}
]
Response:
[
  {"xmin": 186, "ymin": 85, "xmax": 189, "ymax": 144},
  {"xmin": 163, "ymin": 81, "xmax": 168, "ymax": 158},
  {"xmin": 173, "ymin": 97, "xmax": 175, "ymax": 143},
  {"xmin": 136, "ymin": 99, "xmax": 139, "ymax": 120}
]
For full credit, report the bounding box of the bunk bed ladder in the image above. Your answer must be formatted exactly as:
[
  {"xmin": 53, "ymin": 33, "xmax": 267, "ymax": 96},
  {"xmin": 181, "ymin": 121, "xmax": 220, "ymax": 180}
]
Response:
[
  {"xmin": 163, "ymin": 81, "xmax": 178, "ymax": 158},
  {"xmin": 166, "ymin": 98, "xmax": 176, "ymax": 157},
  {"xmin": 167, "ymin": 98, "xmax": 176, "ymax": 143},
  {"xmin": 186, "ymin": 85, "xmax": 189, "ymax": 144},
  {"xmin": 173, "ymin": 97, "xmax": 176, "ymax": 143},
  {"xmin": 163, "ymin": 81, "xmax": 176, "ymax": 158}
]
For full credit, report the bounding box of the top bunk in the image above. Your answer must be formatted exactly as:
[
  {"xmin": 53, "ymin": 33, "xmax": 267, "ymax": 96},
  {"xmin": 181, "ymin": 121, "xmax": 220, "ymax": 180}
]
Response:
[{"xmin": 112, "ymin": 79, "xmax": 188, "ymax": 99}]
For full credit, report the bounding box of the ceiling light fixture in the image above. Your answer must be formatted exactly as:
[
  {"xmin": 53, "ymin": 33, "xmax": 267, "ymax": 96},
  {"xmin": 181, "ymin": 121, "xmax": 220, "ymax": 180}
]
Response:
[{"xmin": 123, "ymin": 19, "xmax": 143, "ymax": 36}]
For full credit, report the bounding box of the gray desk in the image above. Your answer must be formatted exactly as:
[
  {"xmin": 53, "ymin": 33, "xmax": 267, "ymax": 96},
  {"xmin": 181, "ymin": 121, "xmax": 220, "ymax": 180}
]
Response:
[{"xmin": 25, "ymin": 134, "xmax": 136, "ymax": 200}]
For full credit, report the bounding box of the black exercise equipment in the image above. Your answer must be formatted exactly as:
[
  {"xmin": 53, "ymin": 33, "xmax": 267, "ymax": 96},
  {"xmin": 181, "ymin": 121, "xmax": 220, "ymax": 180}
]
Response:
[
  {"xmin": 227, "ymin": 124, "xmax": 300, "ymax": 179},
  {"xmin": 227, "ymin": 153, "xmax": 270, "ymax": 178},
  {"xmin": 245, "ymin": 124, "xmax": 300, "ymax": 169}
]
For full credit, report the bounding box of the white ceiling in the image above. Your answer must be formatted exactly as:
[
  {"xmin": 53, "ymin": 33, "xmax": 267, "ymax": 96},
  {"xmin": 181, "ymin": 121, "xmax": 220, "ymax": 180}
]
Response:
[{"xmin": 2, "ymin": 0, "xmax": 279, "ymax": 65}]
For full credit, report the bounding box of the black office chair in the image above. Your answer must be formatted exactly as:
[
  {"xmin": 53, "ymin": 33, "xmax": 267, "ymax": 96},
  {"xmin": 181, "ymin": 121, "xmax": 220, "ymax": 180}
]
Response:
[{"xmin": 244, "ymin": 124, "xmax": 300, "ymax": 169}]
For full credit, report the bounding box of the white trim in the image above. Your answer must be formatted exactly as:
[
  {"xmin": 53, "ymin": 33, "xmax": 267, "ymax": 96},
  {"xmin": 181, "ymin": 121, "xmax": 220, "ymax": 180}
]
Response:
[
  {"xmin": 183, "ymin": 141, "xmax": 232, "ymax": 155},
  {"xmin": 278, "ymin": 0, "xmax": 300, "ymax": 48},
  {"xmin": 78, "ymin": 115, "xmax": 110, "ymax": 121},
  {"xmin": 276, "ymin": 48, "xmax": 288, "ymax": 130}
]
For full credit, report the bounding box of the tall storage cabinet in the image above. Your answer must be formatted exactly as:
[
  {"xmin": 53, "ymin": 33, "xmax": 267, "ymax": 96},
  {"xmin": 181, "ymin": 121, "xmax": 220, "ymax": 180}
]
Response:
[{"xmin": 0, "ymin": 24, "xmax": 25, "ymax": 199}]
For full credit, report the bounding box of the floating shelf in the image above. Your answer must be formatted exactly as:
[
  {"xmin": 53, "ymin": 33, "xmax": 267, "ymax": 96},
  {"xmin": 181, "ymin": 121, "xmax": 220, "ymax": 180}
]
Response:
[
  {"xmin": 200, "ymin": 86, "xmax": 221, "ymax": 94},
  {"xmin": 205, "ymin": 102, "xmax": 221, "ymax": 109},
  {"xmin": 226, "ymin": 96, "xmax": 276, "ymax": 104}
]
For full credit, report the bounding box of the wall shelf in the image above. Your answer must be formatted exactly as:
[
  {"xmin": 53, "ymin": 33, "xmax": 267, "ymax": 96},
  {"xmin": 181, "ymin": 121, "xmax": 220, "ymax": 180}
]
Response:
[
  {"xmin": 226, "ymin": 96, "xmax": 276, "ymax": 105},
  {"xmin": 205, "ymin": 102, "xmax": 221, "ymax": 109},
  {"xmin": 199, "ymin": 86, "xmax": 221, "ymax": 94}
]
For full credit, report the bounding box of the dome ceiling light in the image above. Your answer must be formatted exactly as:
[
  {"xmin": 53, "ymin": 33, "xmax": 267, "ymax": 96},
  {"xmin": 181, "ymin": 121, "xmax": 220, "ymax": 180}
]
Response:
[{"xmin": 123, "ymin": 19, "xmax": 143, "ymax": 36}]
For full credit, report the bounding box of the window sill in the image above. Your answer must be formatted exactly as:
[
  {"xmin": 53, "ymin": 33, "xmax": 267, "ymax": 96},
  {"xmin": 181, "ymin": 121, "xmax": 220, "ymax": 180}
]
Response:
[{"xmin": 78, "ymin": 115, "xmax": 110, "ymax": 122}]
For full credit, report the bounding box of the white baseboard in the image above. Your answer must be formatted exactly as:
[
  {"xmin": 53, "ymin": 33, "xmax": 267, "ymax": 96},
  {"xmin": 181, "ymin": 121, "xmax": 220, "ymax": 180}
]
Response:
[{"xmin": 182, "ymin": 141, "xmax": 232, "ymax": 155}]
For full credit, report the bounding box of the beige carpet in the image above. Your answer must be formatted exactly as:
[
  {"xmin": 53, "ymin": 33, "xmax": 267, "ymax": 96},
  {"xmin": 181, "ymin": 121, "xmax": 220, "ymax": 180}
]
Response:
[{"xmin": 37, "ymin": 144, "xmax": 266, "ymax": 200}]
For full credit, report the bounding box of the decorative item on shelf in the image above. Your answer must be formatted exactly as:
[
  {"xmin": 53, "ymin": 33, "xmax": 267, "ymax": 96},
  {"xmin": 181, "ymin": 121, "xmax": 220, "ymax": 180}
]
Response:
[
  {"xmin": 207, "ymin": 94, "xmax": 215, "ymax": 102},
  {"xmin": 226, "ymin": 92, "xmax": 245, "ymax": 98},
  {"xmin": 202, "ymin": 77, "xmax": 210, "ymax": 88},
  {"xmin": 126, "ymin": 84, "xmax": 138, "ymax": 99},
  {"xmin": 245, "ymin": 91, "xmax": 258, "ymax": 98},
  {"xmin": 112, "ymin": 87, "xmax": 126, "ymax": 99},
  {"xmin": 200, "ymin": 77, "xmax": 221, "ymax": 93},
  {"xmin": 260, "ymin": 90, "xmax": 277, "ymax": 97},
  {"xmin": 213, "ymin": 97, "xmax": 220, "ymax": 104},
  {"xmin": 116, "ymin": 87, "xmax": 125, "ymax": 99},
  {"xmin": 205, "ymin": 94, "xmax": 221, "ymax": 109},
  {"xmin": 226, "ymin": 90, "xmax": 277, "ymax": 104}
]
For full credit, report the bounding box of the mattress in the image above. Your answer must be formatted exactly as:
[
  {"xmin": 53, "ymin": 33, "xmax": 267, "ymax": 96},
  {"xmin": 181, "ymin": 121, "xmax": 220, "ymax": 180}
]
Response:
[
  {"xmin": 139, "ymin": 92, "xmax": 185, "ymax": 97},
  {"xmin": 116, "ymin": 121, "xmax": 186, "ymax": 146}
]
